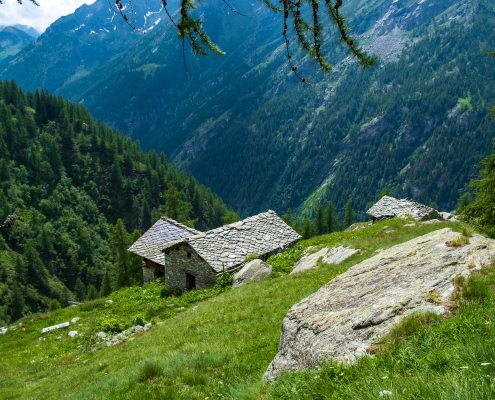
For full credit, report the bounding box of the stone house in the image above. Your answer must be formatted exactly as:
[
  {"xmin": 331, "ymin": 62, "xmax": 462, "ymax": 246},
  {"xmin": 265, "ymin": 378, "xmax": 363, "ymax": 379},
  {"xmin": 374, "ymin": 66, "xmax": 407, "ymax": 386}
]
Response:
[
  {"xmin": 128, "ymin": 217, "xmax": 200, "ymax": 284},
  {"xmin": 128, "ymin": 210, "xmax": 301, "ymax": 291},
  {"xmin": 367, "ymin": 195, "xmax": 440, "ymax": 223}
]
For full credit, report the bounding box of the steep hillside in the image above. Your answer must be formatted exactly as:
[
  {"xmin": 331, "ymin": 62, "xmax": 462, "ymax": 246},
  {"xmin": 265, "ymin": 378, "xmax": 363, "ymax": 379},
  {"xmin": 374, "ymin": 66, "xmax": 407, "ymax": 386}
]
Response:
[
  {"xmin": 2, "ymin": 0, "xmax": 495, "ymax": 218},
  {"xmin": 2, "ymin": 219, "xmax": 493, "ymax": 399},
  {"xmin": 0, "ymin": 80, "xmax": 232, "ymax": 326}
]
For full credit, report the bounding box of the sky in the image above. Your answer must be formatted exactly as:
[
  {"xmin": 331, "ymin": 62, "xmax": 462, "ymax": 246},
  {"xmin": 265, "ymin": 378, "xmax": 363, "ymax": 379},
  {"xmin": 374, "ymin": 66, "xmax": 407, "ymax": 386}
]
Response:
[{"xmin": 0, "ymin": 0, "xmax": 96, "ymax": 33}]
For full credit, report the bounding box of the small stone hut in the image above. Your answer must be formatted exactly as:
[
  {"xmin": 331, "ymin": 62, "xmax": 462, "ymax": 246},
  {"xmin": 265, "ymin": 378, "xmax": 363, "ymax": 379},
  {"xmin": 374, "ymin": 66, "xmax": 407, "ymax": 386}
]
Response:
[
  {"xmin": 366, "ymin": 195, "xmax": 440, "ymax": 223},
  {"xmin": 128, "ymin": 217, "xmax": 200, "ymax": 283},
  {"xmin": 129, "ymin": 210, "xmax": 301, "ymax": 291}
]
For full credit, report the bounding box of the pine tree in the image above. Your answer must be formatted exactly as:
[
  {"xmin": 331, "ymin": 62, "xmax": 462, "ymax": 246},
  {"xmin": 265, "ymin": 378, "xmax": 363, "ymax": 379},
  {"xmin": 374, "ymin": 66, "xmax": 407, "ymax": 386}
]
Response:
[
  {"xmin": 74, "ymin": 278, "xmax": 86, "ymax": 302},
  {"xmin": 160, "ymin": 184, "xmax": 195, "ymax": 227},
  {"xmin": 60, "ymin": 286, "xmax": 71, "ymax": 307},
  {"xmin": 343, "ymin": 199, "xmax": 355, "ymax": 229},
  {"xmin": 315, "ymin": 204, "xmax": 325, "ymax": 235},
  {"xmin": 464, "ymin": 140, "xmax": 495, "ymax": 237},
  {"xmin": 325, "ymin": 201, "xmax": 338, "ymax": 233},
  {"xmin": 281, "ymin": 208, "xmax": 293, "ymax": 226},
  {"xmin": 11, "ymin": 284, "xmax": 25, "ymax": 321},
  {"xmin": 456, "ymin": 192, "xmax": 472, "ymax": 214},
  {"xmin": 302, "ymin": 218, "xmax": 314, "ymax": 240},
  {"xmin": 129, "ymin": 229, "xmax": 143, "ymax": 285},
  {"xmin": 100, "ymin": 271, "xmax": 112, "ymax": 297},
  {"xmin": 109, "ymin": 219, "xmax": 131, "ymax": 289},
  {"xmin": 86, "ymin": 285, "xmax": 98, "ymax": 301}
]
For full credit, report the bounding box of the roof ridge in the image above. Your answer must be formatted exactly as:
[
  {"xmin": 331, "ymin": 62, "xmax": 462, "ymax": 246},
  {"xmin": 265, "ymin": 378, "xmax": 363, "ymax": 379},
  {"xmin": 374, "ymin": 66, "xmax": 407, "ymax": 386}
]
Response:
[{"xmin": 160, "ymin": 216, "xmax": 200, "ymax": 234}]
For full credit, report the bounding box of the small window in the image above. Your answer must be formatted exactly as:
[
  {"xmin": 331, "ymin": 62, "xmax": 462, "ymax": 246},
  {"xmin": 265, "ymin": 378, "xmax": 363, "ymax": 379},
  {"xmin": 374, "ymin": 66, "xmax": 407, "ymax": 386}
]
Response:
[
  {"xmin": 187, "ymin": 251, "xmax": 192, "ymax": 259},
  {"xmin": 186, "ymin": 273, "xmax": 196, "ymax": 291}
]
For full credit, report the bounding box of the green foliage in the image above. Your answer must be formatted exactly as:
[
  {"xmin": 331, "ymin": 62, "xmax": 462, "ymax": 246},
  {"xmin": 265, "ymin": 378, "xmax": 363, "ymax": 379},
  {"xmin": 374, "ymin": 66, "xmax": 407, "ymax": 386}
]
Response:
[
  {"xmin": 99, "ymin": 271, "xmax": 112, "ymax": 297},
  {"xmin": 0, "ymin": 219, "xmax": 467, "ymax": 399},
  {"xmin": 86, "ymin": 284, "xmax": 98, "ymax": 301},
  {"xmin": 463, "ymin": 139, "xmax": 495, "ymax": 237},
  {"xmin": 244, "ymin": 254, "xmax": 259, "ymax": 263},
  {"xmin": 160, "ymin": 287, "xmax": 182, "ymax": 298},
  {"xmin": 214, "ymin": 271, "xmax": 233, "ymax": 289},
  {"xmin": 222, "ymin": 210, "xmax": 240, "ymax": 225},
  {"xmin": 456, "ymin": 192, "xmax": 472, "ymax": 214},
  {"xmin": 74, "ymin": 278, "xmax": 86, "ymax": 302},
  {"xmin": 314, "ymin": 204, "xmax": 325, "ymax": 235},
  {"xmin": 343, "ymin": 199, "xmax": 354, "ymax": 229},
  {"xmin": 0, "ymin": 79, "xmax": 232, "ymax": 323},
  {"xmin": 138, "ymin": 360, "xmax": 163, "ymax": 382},
  {"xmin": 266, "ymin": 244, "xmax": 304, "ymax": 275},
  {"xmin": 48, "ymin": 299, "xmax": 61, "ymax": 311},
  {"xmin": 98, "ymin": 317, "xmax": 125, "ymax": 334},
  {"xmin": 378, "ymin": 188, "xmax": 393, "ymax": 199}
]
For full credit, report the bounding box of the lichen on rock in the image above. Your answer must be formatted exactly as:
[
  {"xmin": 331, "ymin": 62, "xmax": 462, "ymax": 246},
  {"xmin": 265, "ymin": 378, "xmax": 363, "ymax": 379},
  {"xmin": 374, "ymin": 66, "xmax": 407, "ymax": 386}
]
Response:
[{"xmin": 264, "ymin": 228, "xmax": 495, "ymax": 381}]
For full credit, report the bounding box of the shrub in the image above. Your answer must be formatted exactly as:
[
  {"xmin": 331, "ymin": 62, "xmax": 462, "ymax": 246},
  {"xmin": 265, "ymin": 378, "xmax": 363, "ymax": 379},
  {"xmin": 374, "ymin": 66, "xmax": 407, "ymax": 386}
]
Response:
[
  {"xmin": 48, "ymin": 299, "xmax": 61, "ymax": 311},
  {"xmin": 160, "ymin": 287, "xmax": 182, "ymax": 298},
  {"xmin": 214, "ymin": 271, "xmax": 232, "ymax": 289},
  {"xmin": 244, "ymin": 254, "xmax": 259, "ymax": 262},
  {"xmin": 99, "ymin": 317, "xmax": 125, "ymax": 333},
  {"xmin": 133, "ymin": 316, "xmax": 146, "ymax": 326}
]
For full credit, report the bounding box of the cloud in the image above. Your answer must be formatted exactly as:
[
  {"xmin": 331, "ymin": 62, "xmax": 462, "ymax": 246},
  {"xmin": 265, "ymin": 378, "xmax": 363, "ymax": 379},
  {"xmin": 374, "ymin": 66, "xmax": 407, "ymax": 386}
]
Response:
[{"xmin": 0, "ymin": 0, "xmax": 96, "ymax": 33}]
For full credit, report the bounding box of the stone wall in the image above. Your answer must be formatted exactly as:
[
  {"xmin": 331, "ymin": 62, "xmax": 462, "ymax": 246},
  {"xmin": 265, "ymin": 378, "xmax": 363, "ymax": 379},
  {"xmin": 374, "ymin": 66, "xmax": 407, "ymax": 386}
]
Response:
[
  {"xmin": 164, "ymin": 244, "xmax": 217, "ymax": 291},
  {"xmin": 142, "ymin": 259, "xmax": 164, "ymax": 284}
]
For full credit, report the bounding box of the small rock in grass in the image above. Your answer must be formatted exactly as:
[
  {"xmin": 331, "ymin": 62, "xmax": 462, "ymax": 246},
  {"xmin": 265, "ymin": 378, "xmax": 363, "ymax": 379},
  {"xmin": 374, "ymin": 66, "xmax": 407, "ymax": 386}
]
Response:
[
  {"xmin": 403, "ymin": 223, "xmax": 415, "ymax": 228},
  {"xmin": 96, "ymin": 331, "xmax": 107, "ymax": 339},
  {"xmin": 105, "ymin": 300, "xmax": 113, "ymax": 304},
  {"xmin": 68, "ymin": 331, "xmax": 78, "ymax": 337},
  {"xmin": 423, "ymin": 219, "xmax": 441, "ymax": 225},
  {"xmin": 132, "ymin": 325, "xmax": 144, "ymax": 333},
  {"xmin": 144, "ymin": 323, "xmax": 152, "ymax": 331},
  {"xmin": 0, "ymin": 327, "xmax": 7, "ymax": 334},
  {"xmin": 71, "ymin": 317, "xmax": 80, "ymax": 323}
]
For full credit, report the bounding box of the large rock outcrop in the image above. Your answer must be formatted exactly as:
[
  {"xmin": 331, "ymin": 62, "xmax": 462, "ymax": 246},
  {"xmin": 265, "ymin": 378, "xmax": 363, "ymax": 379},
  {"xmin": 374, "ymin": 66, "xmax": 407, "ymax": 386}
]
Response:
[{"xmin": 264, "ymin": 228, "xmax": 495, "ymax": 381}]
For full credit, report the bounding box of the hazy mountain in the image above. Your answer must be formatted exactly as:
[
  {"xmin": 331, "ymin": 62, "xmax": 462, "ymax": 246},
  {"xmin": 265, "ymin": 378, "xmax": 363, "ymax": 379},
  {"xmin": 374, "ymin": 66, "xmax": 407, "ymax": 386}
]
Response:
[
  {"xmin": 0, "ymin": 26, "xmax": 35, "ymax": 62},
  {"xmin": 0, "ymin": 24, "xmax": 40, "ymax": 38},
  {"xmin": 2, "ymin": 0, "xmax": 495, "ymax": 219}
]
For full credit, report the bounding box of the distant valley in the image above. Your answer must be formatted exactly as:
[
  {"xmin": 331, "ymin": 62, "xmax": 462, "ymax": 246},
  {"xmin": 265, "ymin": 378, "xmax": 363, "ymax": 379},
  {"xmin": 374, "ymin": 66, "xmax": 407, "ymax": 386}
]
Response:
[{"xmin": 2, "ymin": 0, "xmax": 495, "ymax": 219}]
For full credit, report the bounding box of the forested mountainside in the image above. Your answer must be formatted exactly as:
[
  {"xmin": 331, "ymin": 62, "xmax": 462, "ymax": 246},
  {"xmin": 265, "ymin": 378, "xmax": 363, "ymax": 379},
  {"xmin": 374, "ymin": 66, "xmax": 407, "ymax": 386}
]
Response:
[
  {"xmin": 2, "ymin": 0, "xmax": 495, "ymax": 219},
  {"xmin": 0, "ymin": 80, "xmax": 232, "ymax": 325}
]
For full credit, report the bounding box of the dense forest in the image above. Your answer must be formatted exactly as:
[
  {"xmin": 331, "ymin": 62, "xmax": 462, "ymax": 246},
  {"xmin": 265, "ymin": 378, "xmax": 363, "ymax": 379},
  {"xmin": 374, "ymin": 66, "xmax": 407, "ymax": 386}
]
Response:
[{"xmin": 0, "ymin": 80, "xmax": 234, "ymax": 325}]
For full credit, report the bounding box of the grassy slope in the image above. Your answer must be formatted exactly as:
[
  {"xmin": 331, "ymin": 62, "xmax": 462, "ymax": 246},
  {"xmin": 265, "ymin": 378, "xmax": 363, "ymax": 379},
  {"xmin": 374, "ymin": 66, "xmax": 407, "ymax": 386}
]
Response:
[{"xmin": 0, "ymin": 219, "xmax": 479, "ymax": 399}]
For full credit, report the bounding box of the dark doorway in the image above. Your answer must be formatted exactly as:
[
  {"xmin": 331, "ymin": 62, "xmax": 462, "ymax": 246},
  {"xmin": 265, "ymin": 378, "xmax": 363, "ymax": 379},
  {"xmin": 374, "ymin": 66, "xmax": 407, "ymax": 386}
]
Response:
[{"xmin": 186, "ymin": 273, "xmax": 196, "ymax": 291}]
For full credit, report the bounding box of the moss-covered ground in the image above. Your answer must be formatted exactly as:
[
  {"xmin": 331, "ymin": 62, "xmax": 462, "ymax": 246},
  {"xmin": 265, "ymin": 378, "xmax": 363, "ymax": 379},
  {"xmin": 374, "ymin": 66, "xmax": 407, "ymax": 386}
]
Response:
[{"xmin": 2, "ymin": 219, "xmax": 492, "ymax": 399}]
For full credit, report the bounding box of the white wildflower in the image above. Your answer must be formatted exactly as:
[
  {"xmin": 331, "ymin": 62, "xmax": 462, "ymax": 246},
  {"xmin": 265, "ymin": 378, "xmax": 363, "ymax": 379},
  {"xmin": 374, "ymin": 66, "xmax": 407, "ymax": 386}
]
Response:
[
  {"xmin": 481, "ymin": 363, "xmax": 491, "ymax": 366},
  {"xmin": 379, "ymin": 390, "xmax": 392, "ymax": 396},
  {"xmin": 460, "ymin": 366, "xmax": 469, "ymax": 369}
]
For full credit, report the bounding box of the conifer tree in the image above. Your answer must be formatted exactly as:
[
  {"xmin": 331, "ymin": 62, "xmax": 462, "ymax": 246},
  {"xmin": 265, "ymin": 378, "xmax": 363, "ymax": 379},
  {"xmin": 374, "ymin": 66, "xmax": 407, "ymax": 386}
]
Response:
[
  {"xmin": 302, "ymin": 218, "xmax": 314, "ymax": 240},
  {"xmin": 86, "ymin": 285, "xmax": 98, "ymax": 301},
  {"xmin": 315, "ymin": 204, "xmax": 325, "ymax": 235},
  {"xmin": 463, "ymin": 139, "xmax": 495, "ymax": 237},
  {"xmin": 109, "ymin": 218, "xmax": 132, "ymax": 289},
  {"xmin": 324, "ymin": 201, "xmax": 338, "ymax": 233},
  {"xmin": 11, "ymin": 284, "xmax": 25, "ymax": 321},
  {"xmin": 100, "ymin": 271, "xmax": 112, "ymax": 297},
  {"xmin": 74, "ymin": 278, "xmax": 86, "ymax": 302},
  {"xmin": 129, "ymin": 229, "xmax": 144, "ymax": 286},
  {"xmin": 281, "ymin": 208, "xmax": 293, "ymax": 227},
  {"xmin": 343, "ymin": 199, "xmax": 354, "ymax": 229},
  {"xmin": 161, "ymin": 184, "xmax": 196, "ymax": 227}
]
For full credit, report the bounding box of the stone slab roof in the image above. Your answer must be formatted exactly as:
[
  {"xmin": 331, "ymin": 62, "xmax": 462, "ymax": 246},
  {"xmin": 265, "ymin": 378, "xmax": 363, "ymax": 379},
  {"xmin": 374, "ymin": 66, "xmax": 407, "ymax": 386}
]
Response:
[
  {"xmin": 180, "ymin": 210, "xmax": 301, "ymax": 274},
  {"xmin": 366, "ymin": 196, "xmax": 437, "ymax": 221},
  {"xmin": 128, "ymin": 217, "xmax": 200, "ymax": 266}
]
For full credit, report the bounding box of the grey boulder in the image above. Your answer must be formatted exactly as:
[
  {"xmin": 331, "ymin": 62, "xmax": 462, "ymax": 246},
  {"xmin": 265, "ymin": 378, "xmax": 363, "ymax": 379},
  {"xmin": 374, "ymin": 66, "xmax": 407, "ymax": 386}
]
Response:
[
  {"xmin": 232, "ymin": 259, "xmax": 272, "ymax": 287},
  {"xmin": 264, "ymin": 228, "xmax": 495, "ymax": 381}
]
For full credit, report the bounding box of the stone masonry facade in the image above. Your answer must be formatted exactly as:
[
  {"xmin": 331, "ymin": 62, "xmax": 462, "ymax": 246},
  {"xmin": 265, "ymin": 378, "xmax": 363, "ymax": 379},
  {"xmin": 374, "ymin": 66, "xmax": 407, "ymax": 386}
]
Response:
[{"xmin": 164, "ymin": 243, "xmax": 217, "ymax": 291}]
